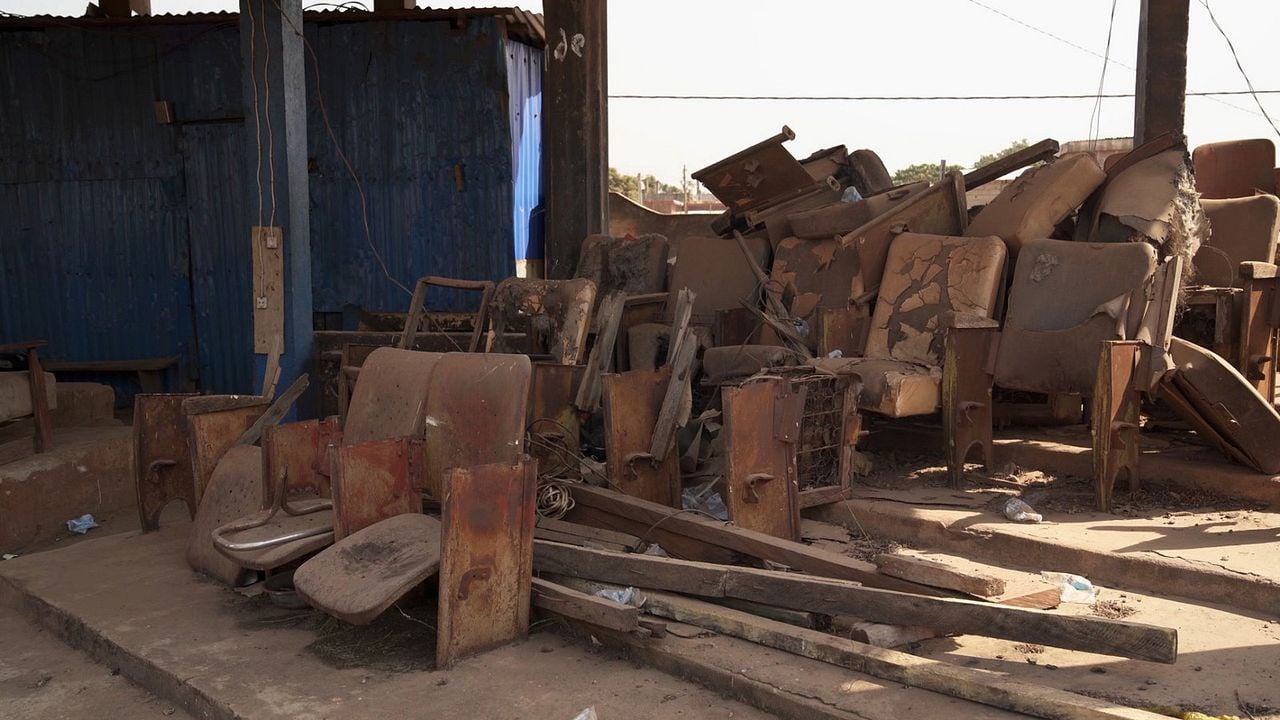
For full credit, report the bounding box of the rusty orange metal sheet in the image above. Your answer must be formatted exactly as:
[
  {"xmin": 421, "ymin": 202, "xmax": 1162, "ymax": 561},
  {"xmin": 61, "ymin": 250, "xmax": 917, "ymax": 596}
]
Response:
[
  {"xmin": 602, "ymin": 367, "xmax": 681, "ymax": 507},
  {"xmin": 527, "ymin": 362, "xmax": 585, "ymax": 477},
  {"xmin": 185, "ymin": 401, "xmax": 267, "ymax": 505},
  {"xmin": 723, "ymin": 379, "xmax": 804, "ymax": 541},
  {"xmin": 263, "ymin": 417, "xmax": 339, "ymax": 505},
  {"xmin": 134, "ymin": 393, "xmax": 199, "ymax": 531},
  {"xmin": 422, "ymin": 353, "xmax": 531, "ymax": 497},
  {"xmin": 436, "ymin": 459, "xmax": 536, "ymax": 669},
  {"xmin": 333, "ymin": 437, "xmax": 423, "ymax": 539}
]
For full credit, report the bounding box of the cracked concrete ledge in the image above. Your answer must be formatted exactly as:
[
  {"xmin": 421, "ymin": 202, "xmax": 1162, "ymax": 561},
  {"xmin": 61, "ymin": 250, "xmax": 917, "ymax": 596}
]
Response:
[
  {"xmin": 0, "ymin": 573, "xmax": 234, "ymax": 720},
  {"xmin": 811, "ymin": 498, "xmax": 1280, "ymax": 619}
]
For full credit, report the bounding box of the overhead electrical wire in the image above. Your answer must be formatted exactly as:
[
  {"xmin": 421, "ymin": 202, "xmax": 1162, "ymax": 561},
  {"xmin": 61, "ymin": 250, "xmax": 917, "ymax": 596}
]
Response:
[
  {"xmin": 609, "ymin": 90, "xmax": 1280, "ymax": 102},
  {"xmin": 1087, "ymin": 0, "xmax": 1120, "ymax": 148},
  {"xmin": 1197, "ymin": 0, "xmax": 1280, "ymax": 140}
]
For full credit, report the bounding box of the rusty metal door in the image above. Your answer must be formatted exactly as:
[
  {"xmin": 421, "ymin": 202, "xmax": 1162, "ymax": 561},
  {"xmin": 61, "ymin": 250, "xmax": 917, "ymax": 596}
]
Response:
[{"xmin": 722, "ymin": 379, "xmax": 805, "ymax": 541}]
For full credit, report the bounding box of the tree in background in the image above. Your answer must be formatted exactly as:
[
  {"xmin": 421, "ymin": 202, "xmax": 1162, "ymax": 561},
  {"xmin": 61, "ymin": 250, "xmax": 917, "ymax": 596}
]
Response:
[
  {"xmin": 608, "ymin": 167, "xmax": 679, "ymax": 201},
  {"xmin": 892, "ymin": 161, "xmax": 964, "ymax": 185},
  {"xmin": 891, "ymin": 139, "xmax": 1033, "ymax": 186},
  {"xmin": 971, "ymin": 138, "xmax": 1030, "ymax": 170}
]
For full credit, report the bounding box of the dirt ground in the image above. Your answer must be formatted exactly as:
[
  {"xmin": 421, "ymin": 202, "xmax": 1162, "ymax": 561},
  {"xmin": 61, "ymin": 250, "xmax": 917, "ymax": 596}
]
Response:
[{"xmin": 0, "ymin": 605, "xmax": 194, "ymax": 720}]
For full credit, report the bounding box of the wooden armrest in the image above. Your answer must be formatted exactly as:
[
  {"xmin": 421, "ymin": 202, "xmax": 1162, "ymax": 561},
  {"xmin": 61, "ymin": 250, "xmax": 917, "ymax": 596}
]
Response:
[
  {"xmin": 941, "ymin": 311, "xmax": 999, "ymax": 330},
  {"xmin": 0, "ymin": 340, "xmax": 48, "ymax": 354},
  {"xmin": 623, "ymin": 292, "xmax": 668, "ymax": 307},
  {"xmin": 1240, "ymin": 262, "xmax": 1278, "ymax": 280},
  {"xmin": 421, "ymin": 276, "xmax": 494, "ymax": 291}
]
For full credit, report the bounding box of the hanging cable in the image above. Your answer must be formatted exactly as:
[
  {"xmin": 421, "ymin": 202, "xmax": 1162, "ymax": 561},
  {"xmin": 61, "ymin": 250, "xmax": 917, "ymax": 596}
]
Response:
[
  {"xmin": 259, "ymin": 0, "xmax": 279, "ymax": 227},
  {"xmin": 269, "ymin": 0, "xmax": 411, "ymax": 296},
  {"xmin": 1087, "ymin": 0, "xmax": 1119, "ymax": 149},
  {"xmin": 1197, "ymin": 0, "xmax": 1280, "ymax": 140}
]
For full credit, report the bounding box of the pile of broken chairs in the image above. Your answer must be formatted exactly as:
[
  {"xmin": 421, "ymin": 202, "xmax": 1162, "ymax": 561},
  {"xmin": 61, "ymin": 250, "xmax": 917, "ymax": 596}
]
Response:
[{"xmin": 126, "ymin": 128, "xmax": 1279, "ymax": 716}]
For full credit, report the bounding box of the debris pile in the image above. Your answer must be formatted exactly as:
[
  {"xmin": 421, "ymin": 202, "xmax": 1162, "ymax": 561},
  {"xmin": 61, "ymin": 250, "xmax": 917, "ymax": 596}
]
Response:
[{"xmin": 132, "ymin": 128, "xmax": 1280, "ymax": 720}]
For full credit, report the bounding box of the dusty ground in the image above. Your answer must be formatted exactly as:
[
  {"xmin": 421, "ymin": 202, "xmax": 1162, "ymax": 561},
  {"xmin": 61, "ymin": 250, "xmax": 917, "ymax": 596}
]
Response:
[{"xmin": 0, "ymin": 605, "xmax": 193, "ymax": 720}]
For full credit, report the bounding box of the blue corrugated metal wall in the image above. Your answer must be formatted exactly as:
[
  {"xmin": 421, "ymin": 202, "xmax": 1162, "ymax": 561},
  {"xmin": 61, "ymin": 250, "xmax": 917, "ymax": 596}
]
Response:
[
  {"xmin": 0, "ymin": 16, "xmax": 537, "ymax": 398},
  {"xmin": 308, "ymin": 18, "xmax": 517, "ymax": 314},
  {"xmin": 506, "ymin": 38, "xmax": 543, "ymax": 261}
]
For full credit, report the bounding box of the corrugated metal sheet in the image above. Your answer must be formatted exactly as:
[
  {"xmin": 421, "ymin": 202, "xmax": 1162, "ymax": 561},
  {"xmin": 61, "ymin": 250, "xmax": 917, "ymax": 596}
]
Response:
[
  {"xmin": 307, "ymin": 17, "xmax": 516, "ymax": 312},
  {"xmin": 506, "ymin": 38, "xmax": 543, "ymax": 261},
  {"xmin": 0, "ymin": 14, "xmax": 531, "ymax": 396}
]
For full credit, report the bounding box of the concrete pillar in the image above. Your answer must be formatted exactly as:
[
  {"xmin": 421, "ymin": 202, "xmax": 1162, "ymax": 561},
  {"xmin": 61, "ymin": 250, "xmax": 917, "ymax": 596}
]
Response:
[
  {"xmin": 1134, "ymin": 0, "xmax": 1190, "ymax": 144},
  {"xmin": 239, "ymin": 0, "xmax": 313, "ymax": 412},
  {"xmin": 543, "ymin": 0, "xmax": 608, "ymax": 279}
]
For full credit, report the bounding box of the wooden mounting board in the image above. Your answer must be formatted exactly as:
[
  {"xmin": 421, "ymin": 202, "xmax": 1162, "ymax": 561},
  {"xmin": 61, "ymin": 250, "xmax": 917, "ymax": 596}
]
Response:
[{"xmin": 294, "ymin": 513, "xmax": 442, "ymax": 625}]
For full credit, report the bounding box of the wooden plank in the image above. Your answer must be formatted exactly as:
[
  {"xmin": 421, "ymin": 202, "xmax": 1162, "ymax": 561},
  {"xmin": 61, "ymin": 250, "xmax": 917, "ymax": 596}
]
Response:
[
  {"xmin": 534, "ymin": 526, "xmax": 629, "ymax": 552},
  {"xmin": 561, "ymin": 503, "xmax": 740, "ymax": 565},
  {"xmin": 536, "ymin": 516, "xmax": 641, "ymax": 550},
  {"xmin": 632, "ymin": 587, "xmax": 1168, "ymax": 720},
  {"xmin": 25, "ymin": 347, "xmax": 52, "ymax": 454},
  {"xmin": 601, "ymin": 368, "xmax": 681, "ymax": 507},
  {"xmin": 962, "ymin": 138, "xmax": 1060, "ymax": 191},
  {"xmin": 436, "ymin": 460, "xmax": 536, "ymax": 669},
  {"xmin": 874, "ymin": 553, "xmax": 1006, "ymax": 598},
  {"xmin": 831, "ymin": 617, "xmax": 940, "ymax": 648},
  {"xmin": 531, "ymin": 577, "xmax": 638, "ymax": 632},
  {"xmin": 574, "ymin": 292, "xmax": 625, "ymax": 412},
  {"xmin": 648, "ymin": 328, "xmax": 698, "ymax": 462},
  {"xmin": 295, "ymin": 513, "xmax": 442, "ymax": 625},
  {"xmin": 234, "ymin": 374, "xmax": 308, "ymax": 447},
  {"xmin": 566, "ymin": 484, "xmax": 935, "ymax": 594},
  {"xmin": 44, "ymin": 356, "xmax": 180, "ymax": 373},
  {"xmin": 533, "ymin": 542, "xmax": 1178, "ymax": 663}
]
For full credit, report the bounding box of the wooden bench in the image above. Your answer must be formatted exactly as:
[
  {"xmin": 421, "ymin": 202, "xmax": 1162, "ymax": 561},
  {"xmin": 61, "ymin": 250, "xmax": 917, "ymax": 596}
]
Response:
[{"xmin": 44, "ymin": 355, "xmax": 180, "ymax": 394}]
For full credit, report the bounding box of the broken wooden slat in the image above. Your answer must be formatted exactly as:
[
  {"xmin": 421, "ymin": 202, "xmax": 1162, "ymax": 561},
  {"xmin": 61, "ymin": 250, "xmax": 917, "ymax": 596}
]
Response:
[
  {"xmin": 632, "ymin": 586, "xmax": 1169, "ymax": 720},
  {"xmin": 648, "ymin": 328, "xmax": 698, "ymax": 462},
  {"xmin": 873, "ymin": 553, "xmax": 1006, "ymax": 598},
  {"xmin": 830, "ymin": 616, "xmax": 940, "ymax": 648},
  {"xmin": 574, "ymin": 292, "xmax": 626, "ymax": 412},
  {"xmin": 561, "ymin": 503, "xmax": 740, "ymax": 565},
  {"xmin": 536, "ymin": 516, "xmax": 641, "ymax": 550},
  {"xmin": 566, "ymin": 484, "xmax": 935, "ymax": 594},
  {"xmin": 962, "ymin": 138, "xmax": 1060, "ymax": 191},
  {"xmin": 533, "ymin": 526, "xmax": 629, "ymax": 553},
  {"xmin": 531, "ymin": 577, "xmax": 638, "ymax": 632},
  {"xmin": 235, "ymin": 374, "xmax": 309, "ymax": 447},
  {"xmin": 533, "ymin": 542, "xmax": 1178, "ymax": 663}
]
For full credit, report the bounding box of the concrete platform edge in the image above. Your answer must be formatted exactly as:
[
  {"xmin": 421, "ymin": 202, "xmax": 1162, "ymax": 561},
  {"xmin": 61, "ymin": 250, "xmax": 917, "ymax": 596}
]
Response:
[{"xmin": 812, "ymin": 498, "xmax": 1280, "ymax": 618}]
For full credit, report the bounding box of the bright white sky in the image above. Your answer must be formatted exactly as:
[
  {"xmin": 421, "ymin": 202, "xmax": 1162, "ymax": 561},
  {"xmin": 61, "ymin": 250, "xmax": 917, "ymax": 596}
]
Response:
[{"xmin": 4, "ymin": 0, "xmax": 1278, "ymax": 186}]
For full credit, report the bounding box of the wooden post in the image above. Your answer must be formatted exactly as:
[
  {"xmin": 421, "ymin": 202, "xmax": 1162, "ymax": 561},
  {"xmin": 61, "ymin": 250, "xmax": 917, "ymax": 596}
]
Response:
[
  {"xmin": 1134, "ymin": 0, "xmax": 1189, "ymax": 144},
  {"xmin": 543, "ymin": 0, "xmax": 608, "ymax": 279},
  {"xmin": 240, "ymin": 0, "xmax": 314, "ymax": 414}
]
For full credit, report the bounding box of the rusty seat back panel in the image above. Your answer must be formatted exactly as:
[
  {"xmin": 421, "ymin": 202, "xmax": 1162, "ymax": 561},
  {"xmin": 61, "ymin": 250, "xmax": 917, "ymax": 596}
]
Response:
[
  {"xmin": 1193, "ymin": 138, "xmax": 1276, "ymax": 200},
  {"xmin": 994, "ymin": 239, "xmax": 1156, "ymax": 395},
  {"xmin": 1194, "ymin": 195, "xmax": 1280, "ymax": 288}
]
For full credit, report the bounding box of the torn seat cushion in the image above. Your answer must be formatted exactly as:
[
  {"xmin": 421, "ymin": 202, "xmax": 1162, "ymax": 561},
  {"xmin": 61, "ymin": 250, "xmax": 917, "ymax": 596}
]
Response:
[
  {"xmin": 994, "ymin": 239, "xmax": 1156, "ymax": 395},
  {"xmin": 0, "ymin": 371, "xmax": 56, "ymax": 423},
  {"xmin": 1193, "ymin": 195, "xmax": 1280, "ymax": 288},
  {"xmin": 966, "ymin": 153, "xmax": 1105, "ymax": 254},
  {"xmin": 863, "ymin": 232, "xmax": 1007, "ymax": 368},
  {"xmin": 701, "ymin": 345, "xmax": 801, "ymax": 385},
  {"xmin": 818, "ymin": 357, "xmax": 941, "ymax": 418}
]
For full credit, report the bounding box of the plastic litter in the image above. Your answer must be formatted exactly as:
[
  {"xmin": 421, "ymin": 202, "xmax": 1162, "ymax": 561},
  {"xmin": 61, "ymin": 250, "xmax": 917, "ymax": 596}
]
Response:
[
  {"xmin": 682, "ymin": 480, "xmax": 728, "ymax": 521},
  {"xmin": 1042, "ymin": 571, "xmax": 1099, "ymax": 604},
  {"xmin": 571, "ymin": 707, "xmax": 598, "ymax": 720},
  {"xmin": 1003, "ymin": 497, "xmax": 1042, "ymax": 523},
  {"xmin": 840, "ymin": 186, "xmax": 864, "ymax": 203},
  {"xmin": 594, "ymin": 586, "xmax": 637, "ymax": 606},
  {"xmin": 65, "ymin": 514, "xmax": 99, "ymax": 535},
  {"xmin": 1, "ymin": 553, "xmax": 17, "ymax": 561},
  {"xmin": 826, "ymin": 349, "xmax": 843, "ymax": 359}
]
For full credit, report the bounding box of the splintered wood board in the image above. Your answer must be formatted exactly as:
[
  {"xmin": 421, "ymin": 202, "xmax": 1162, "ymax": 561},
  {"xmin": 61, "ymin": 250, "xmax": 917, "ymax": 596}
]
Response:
[{"xmin": 294, "ymin": 513, "xmax": 442, "ymax": 625}]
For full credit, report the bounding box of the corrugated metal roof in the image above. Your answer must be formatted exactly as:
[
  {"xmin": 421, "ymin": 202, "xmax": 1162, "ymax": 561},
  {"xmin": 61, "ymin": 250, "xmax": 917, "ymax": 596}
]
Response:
[{"xmin": 0, "ymin": 6, "xmax": 546, "ymax": 46}]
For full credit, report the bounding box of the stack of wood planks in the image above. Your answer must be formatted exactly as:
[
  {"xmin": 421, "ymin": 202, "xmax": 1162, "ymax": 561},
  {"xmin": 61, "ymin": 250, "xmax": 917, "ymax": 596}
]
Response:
[{"xmin": 528, "ymin": 483, "xmax": 1178, "ymax": 720}]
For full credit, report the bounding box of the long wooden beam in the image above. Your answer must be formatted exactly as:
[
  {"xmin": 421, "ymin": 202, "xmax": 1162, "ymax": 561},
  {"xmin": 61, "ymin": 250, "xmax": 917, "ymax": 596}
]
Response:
[
  {"xmin": 632, "ymin": 586, "xmax": 1169, "ymax": 720},
  {"xmin": 565, "ymin": 484, "xmax": 935, "ymax": 594},
  {"xmin": 533, "ymin": 541, "xmax": 1177, "ymax": 663},
  {"xmin": 531, "ymin": 577, "xmax": 638, "ymax": 633}
]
